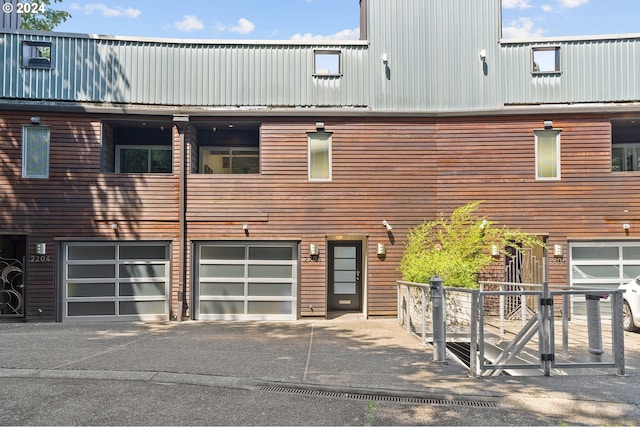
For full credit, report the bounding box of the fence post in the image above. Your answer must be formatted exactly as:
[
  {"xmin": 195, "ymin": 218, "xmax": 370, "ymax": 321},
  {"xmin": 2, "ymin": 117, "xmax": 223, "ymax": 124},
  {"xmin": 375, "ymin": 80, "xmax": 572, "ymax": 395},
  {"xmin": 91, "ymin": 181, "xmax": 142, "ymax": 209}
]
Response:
[
  {"xmin": 430, "ymin": 276, "xmax": 446, "ymax": 362},
  {"xmin": 586, "ymin": 293, "xmax": 604, "ymax": 363}
]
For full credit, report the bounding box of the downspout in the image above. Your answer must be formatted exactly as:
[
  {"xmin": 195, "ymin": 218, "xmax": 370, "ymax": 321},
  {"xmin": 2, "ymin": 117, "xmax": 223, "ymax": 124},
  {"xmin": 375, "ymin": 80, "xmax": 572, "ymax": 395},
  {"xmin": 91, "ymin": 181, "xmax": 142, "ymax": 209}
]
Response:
[{"xmin": 173, "ymin": 115, "xmax": 190, "ymax": 321}]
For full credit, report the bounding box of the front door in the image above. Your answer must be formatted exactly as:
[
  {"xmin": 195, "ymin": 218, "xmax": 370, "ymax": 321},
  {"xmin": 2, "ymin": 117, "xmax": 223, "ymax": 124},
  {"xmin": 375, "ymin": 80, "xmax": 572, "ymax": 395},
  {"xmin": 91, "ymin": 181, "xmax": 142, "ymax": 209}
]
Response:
[
  {"xmin": 0, "ymin": 235, "xmax": 27, "ymax": 318},
  {"xmin": 328, "ymin": 241, "xmax": 362, "ymax": 311}
]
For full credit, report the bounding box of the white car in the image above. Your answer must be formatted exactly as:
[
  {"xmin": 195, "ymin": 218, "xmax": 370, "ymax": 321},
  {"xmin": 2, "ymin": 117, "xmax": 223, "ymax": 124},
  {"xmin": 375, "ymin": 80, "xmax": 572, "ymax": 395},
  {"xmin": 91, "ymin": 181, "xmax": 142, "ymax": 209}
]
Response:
[{"xmin": 620, "ymin": 277, "xmax": 640, "ymax": 332}]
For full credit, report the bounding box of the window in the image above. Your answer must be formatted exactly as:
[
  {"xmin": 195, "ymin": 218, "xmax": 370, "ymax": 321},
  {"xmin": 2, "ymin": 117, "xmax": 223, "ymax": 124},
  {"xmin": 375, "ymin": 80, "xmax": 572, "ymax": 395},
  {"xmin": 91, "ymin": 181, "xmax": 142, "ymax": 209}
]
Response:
[
  {"xmin": 612, "ymin": 119, "xmax": 640, "ymax": 172},
  {"xmin": 22, "ymin": 125, "xmax": 50, "ymax": 179},
  {"xmin": 103, "ymin": 124, "xmax": 172, "ymax": 174},
  {"xmin": 308, "ymin": 131, "xmax": 332, "ymax": 181},
  {"xmin": 116, "ymin": 146, "xmax": 172, "ymax": 173},
  {"xmin": 314, "ymin": 50, "xmax": 341, "ymax": 76},
  {"xmin": 196, "ymin": 123, "xmax": 260, "ymax": 175},
  {"xmin": 22, "ymin": 41, "xmax": 52, "ymax": 69},
  {"xmin": 532, "ymin": 47, "xmax": 560, "ymax": 74},
  {"xmin": 535, "ymin": 129, "xmax": 561, "ymax": 180}
]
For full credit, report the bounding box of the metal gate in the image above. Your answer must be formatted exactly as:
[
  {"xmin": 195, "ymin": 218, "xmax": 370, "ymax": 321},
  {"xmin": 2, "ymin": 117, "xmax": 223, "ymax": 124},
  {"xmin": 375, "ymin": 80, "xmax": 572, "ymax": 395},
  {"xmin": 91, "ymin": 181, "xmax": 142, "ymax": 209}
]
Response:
[{"xmin": 0, "ymin": 235, "xmax": 26, "ymax": 318}]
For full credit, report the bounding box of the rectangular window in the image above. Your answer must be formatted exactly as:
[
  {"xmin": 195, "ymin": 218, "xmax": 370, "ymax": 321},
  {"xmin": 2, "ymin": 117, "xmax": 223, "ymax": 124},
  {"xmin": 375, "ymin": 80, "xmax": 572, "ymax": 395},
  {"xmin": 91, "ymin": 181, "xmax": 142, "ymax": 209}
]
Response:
[
  {"xmin": 308, "ymin": 131, "xmax": 332, "ymax": 181},
  {"xmin": 196, "ymin": 123, "xmax": 260, "ymax": 174},
  {"xmin": 200, "ymin": 148, "xmax": 259, "ymax": 174},
  {"xmin": 314, "ymin": 50, "xmax": 341, "ymax": 76},
  {"xmin": 22, "ymin": 41, "xmax": 52, "ymax": 69},
  {"xmin": 612, "ymin": 119, "xmax": 640, "ymax": 172},
  {"xmin": 22, "ymin": 125, "xmax": 50, "ymax": 178},
  {"xmin": 535, "ymin": 129, "xmax": 561, "ymax": 180},
  {"xmin": 116, "ymin": 145, "xmax": 172, "ymax": 173},
  {"xmin": 532, "ymin": 47, "xmax": 560, "ymax": 74}
]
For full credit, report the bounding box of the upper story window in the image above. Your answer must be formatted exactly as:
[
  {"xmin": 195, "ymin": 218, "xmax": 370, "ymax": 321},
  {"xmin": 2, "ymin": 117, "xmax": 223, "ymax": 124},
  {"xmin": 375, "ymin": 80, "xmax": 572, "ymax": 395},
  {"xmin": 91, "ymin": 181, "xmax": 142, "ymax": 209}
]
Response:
[
  {"xmin": 102, "ymin": 123, "xmax": 173, "ymax": 174},
  {"xmin": 532, "ymin": 46, "xmax": 560, "ymax": 74},
  {"xmin": 314, "ymin": 50, "xmax": 341, "ymax": 76},
  {"xmin": 22, "ymin": 41, "xmax": 52, "ymax": 69},
  {"xmin": 308, "ymin": 130, "xmax": 332, "ymax": 182},
  {"xmin": 22, "ymin": 124, "xmax": 50, "ymax": 179},
  {"xmin": 196, "ymin": 123, "xmax": 260, "ymax": 174},
  {"xmin": 535, "ymin": 126, "xmax": 561, "ymax": 180},
  {"xmin": 612, "ymin": 119, "xmax": 640, "ymax": 172}
]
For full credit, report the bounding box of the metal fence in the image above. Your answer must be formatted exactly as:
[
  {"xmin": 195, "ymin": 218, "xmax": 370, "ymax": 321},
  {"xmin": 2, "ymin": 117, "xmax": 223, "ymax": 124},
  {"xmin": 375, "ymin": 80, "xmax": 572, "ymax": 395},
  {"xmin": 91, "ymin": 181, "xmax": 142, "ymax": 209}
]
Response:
[{"xmin": 397, "ymin": 280, "xmax": 626, "ymax": 377}]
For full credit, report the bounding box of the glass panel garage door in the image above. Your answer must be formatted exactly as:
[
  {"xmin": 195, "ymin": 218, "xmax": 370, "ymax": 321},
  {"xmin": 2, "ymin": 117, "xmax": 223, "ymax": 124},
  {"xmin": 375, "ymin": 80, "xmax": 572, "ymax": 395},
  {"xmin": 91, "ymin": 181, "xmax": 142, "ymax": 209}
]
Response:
[
  {"xmin": 62, "ymin": 242, "xmax": 170, "ymax": 322},
  {"xmin": 195, "ymin": 242, "xmax": 298, "ymax": 320},
  {"xmin": 569, "ymin": 241, "xmax": 640, "ymax": 316}
]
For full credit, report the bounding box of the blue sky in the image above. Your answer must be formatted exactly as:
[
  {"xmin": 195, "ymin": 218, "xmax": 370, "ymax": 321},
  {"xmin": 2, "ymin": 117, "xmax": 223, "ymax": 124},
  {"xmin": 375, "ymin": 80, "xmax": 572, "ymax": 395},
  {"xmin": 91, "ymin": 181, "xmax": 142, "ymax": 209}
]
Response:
[{"xmin": 49, "ymin": 0, "xmax": 640, "ymax": 41}]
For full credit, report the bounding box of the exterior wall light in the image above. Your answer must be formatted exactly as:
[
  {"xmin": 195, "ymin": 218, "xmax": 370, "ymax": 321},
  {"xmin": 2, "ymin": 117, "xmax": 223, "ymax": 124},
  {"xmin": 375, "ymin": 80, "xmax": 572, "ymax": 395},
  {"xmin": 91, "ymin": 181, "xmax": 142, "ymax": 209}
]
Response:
[
  {"xmin": 377, "ymin": 243, "xmax": 386, "ymax": 256},
  {"xmin": 553, "ymin": 244, "xmax": 564, "ymax": 257},
  {"xmin": 309, "ymin": 243, "xmax": 319, "ymax": 261},
  {"xmin": 30, "ymin": 116, "xmax": 41, "ymax": 124},
  {"xmin": 479, "ymin": 50, "xmax": 487, "ymax": 61},
  {"xmin": 382, "ymin": 220, "xmax": 392, "ymax": 231},
  {"xmin": 544, "ymin": 120, "xmax": 553, "ymax": 129},
  {"xmin": 243, "ymin": 224, "xmax": 249, "ymax": 236},
  {"xmin": 381, "ymin": 53, "xmax": 388, "ymax": 64},
  {"xmin": 491, "ymin": 245, "xmax": 500, "ymax": 257}
]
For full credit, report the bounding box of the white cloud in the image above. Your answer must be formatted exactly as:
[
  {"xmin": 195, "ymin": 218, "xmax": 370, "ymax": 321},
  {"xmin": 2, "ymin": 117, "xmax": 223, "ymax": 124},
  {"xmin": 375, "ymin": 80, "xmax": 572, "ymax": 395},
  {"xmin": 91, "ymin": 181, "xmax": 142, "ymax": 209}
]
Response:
[
  {"xmin": 290, "ymin": 28, "xmax": 360, "ymax": 42},
  {"xmin": 502, "ymin": 0, "xmax": 532, "ymax": 9},
  {"xmin": 502, "ymin": 18, "xmax": 546, "ymax": 39},
  {"xmin": 559, "ymin": 0, "xmax": 589, "ymax": 8},
  {"xmin": 229, "ymin": 18, "xmax": 255, "ymax": 35},
  {"xmin": 171, "ymin": 15, "xmax": 204, "ymax": 32},
  {"xmin": 542, "ymin": 4, "xmax": 554, "ymax": 12},
  {"xmin": 70, "ymin": 3, "xmax": 141, "ymax": 18}
]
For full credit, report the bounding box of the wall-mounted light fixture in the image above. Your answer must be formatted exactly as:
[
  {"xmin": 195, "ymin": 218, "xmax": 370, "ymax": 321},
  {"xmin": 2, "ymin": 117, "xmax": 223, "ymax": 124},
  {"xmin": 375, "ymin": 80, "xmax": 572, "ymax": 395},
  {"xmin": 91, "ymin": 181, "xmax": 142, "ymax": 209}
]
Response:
[
  {"xmin": 491, "ymin": 245, "xmax": 500, "ymax": 257},
  {"xmin": 309, "ymin": 243, "xmax": 319, "ymax": 261},
  {"xmin": 544, "ymin": 120, "xmax": 553, "ymax": 129},
  {"xmin": 479, "ymin": 49, "xmax": 487, "ymax": 62},
  {"xmin": 316, "ymin": 122, "xmax": 325, "ymax": 131},
  {"xmin": 35, "ymin": 243, "xmax": 46, "ymax": 255},
  {"xmin": 553, "ymin": 244, "xmax": 564, "ymax": 257},
  {"xmin": 110, "ymin": 223, "xmax": 118, "ymax": 230},
  {"xmin": 377, "ymin": 243, "xmax": 386, "ymax": 256},
  {"xmin": 243, "ymin": 224, "xmax": 249, "ymax": 236},
  {"xmin": 382, "ymin": 220, "xmax": 392, "ymax": 231},
  {"xmin": 623, "ymin": 223, "xmax": 631, "ymax": 233},
  {"xmin": 381, "ymin": 53, "xmax": 388, "ymax": 64},
  {"xmin": 30, "ymin": 116, "xmax": 41, "ymax": 125}
]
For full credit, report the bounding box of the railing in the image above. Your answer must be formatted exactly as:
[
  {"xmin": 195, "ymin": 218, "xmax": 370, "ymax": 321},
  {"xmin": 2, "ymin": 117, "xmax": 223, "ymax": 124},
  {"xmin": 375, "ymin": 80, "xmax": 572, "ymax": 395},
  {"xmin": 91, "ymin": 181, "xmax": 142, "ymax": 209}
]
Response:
[{"xmin": 397, "ymin": 280, "xmax": 626, "ymax": 377}]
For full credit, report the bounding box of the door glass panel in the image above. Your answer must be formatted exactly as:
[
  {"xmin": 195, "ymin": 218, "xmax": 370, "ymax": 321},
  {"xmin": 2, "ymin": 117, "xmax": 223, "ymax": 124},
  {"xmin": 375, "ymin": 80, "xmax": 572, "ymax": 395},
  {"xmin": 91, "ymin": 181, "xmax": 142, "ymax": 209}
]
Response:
[
  {"xmin": 200, "ymin": 282, "xmax": 244, "ymax": 296},
  {"xmin": 68, "ymin": 282, "xmax": 115, "ymax": 298},
  {"xmin": 68, "ymin": 246, "xmax": 115, "ymax": 260},
  {"xmin": 68, "ymin": 264, "xmax": 115, "ymax": 279},
  {"xmin": 335, "ymin": 258, "xmax": 356, "ymax": 270},
  {"xmin": 119, "ymin": 300, "xmax": 165, "ymax": 315},
  {"xmin": 249, "ymin": 246, "xmax": 293, "ymax": 260},
  {"xmin": 119, "ymin": 264, "xmax": 166, "ymax": 278},
  {"xmin": 571, "ymin": 265, "xmax": 620, "ymax": 279},
  {"xmin": 119, "ymin": 282, "xmax": 165, "ymax": 297},
  {"xmin": 120, "ymin": 245, "xmax": 166, "ymax": 260},
  {"xmin": 248, "ymin": 283, "xmax": 292, "ymax": 297},
  {"xmin": 622, "ymin": 266, "xmax": 640, "ymax": 279},
  {"xmin": 68, "ymin": 301, "xmax": 115, "ymax": 316},
  {"xmin": 335, "ymin": 271, "xmax": 356, "ymax": 282},
  {"xmin": 248, "ymin": 265, "xmax": 292, "ymax": 279},
  {"xmin": 572, "ymin": 247, "xmax": 618, "ymax": 261},
  {"xmin": 200, "ymin": 264, "xmax": 245, "ymax": 278},
  {"xmin": 335, "ymin": 282, "xmax": 356, "ymax": 294},
  {"xmin": 201, "ymin": 246, "xmax": 245, "ymax": 260},
  {"xmin": 248, "ymin": 301, "xmax": 292, "ymax": 315},
  {"xmin": 200, "ymin": 300, "xmax": 244, "ymax": 315},
  {"xmin": 334, "ymin": 246, "xmax": 356, "ymax": 258}
]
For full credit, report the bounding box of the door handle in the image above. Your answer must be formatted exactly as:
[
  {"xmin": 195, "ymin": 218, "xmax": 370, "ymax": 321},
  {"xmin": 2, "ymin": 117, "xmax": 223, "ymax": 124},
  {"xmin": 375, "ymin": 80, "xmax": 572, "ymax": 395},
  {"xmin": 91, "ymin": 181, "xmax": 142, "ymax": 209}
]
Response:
[{"xmin": 356, "ymin": 270, "xmax": 361, "ymax": 280}]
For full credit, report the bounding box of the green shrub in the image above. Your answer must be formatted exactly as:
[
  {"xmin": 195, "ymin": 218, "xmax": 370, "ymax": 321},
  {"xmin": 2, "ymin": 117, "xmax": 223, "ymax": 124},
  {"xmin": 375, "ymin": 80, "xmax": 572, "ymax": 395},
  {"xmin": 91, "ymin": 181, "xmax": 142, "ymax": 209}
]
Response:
[{"xmin": 399, "ymin": 201, "xmax": 541, "ymax": 289}]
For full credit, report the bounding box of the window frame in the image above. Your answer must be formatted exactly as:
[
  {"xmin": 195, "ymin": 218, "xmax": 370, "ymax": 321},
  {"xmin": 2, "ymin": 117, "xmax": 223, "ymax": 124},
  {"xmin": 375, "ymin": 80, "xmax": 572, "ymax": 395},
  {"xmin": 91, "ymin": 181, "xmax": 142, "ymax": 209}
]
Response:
[
  {"xmin": 534, "ymin": 128, "xmax": 562, "ymax": 181},
  {"xmin": 115, "ymin": 144, "xmax": 173, "ymax": 174},
  {"xmin": 313, "ymin": 50, "xmax": 342, "ymax": 77},
  {"xmin": 307, "ymin": 131, "xmax": 333, "ymax": 182},
  {"xmin": 532, "ymin": 46, "xmax": 561, "ymax": 75},
  {"xmin": 611, "ymin": 119, "xmax": 640, "ymax": 173},
  {"xmin": 22, "ymin": 124, "xmax": 51, "ymax": 179},
  {"xmin": 22, "ymin": 40, "xmax": 52, "ymax": 69},
  {"xmin": 199, "ymin": 146, "xmax": 260, "ymax": 175}
]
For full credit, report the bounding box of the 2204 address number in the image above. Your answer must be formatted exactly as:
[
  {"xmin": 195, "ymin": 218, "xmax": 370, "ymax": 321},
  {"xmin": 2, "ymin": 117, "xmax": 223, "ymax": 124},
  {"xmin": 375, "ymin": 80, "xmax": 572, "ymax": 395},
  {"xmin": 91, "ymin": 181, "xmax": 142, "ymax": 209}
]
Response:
[{"xmin": 2, "ymin": 2, "xmax": 46, "ymax": 14}]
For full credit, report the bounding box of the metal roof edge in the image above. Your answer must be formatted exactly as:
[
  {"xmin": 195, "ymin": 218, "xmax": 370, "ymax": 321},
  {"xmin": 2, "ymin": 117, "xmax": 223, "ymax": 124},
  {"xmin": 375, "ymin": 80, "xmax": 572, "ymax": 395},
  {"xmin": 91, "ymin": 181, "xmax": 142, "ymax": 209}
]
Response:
[{"xmin": 500, "ymin": 33, "xmax": 640, "ymax": 45}]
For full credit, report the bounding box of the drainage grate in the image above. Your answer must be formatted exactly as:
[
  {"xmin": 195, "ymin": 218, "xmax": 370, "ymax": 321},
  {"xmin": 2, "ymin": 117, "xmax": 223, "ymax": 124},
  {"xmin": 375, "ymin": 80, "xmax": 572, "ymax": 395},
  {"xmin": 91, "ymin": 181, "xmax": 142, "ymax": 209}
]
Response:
[{"xmin": 259, "ymin": 385, "xmax": 498, "ymax": 408}]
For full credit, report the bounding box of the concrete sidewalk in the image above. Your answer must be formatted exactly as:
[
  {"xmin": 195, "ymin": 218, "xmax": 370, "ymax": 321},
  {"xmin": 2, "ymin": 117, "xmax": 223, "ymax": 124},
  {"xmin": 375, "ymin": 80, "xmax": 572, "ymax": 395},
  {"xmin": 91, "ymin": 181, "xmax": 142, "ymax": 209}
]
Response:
[{"xmin": 0, "ymin": 315, "xmax": 639, "ymax": 425}]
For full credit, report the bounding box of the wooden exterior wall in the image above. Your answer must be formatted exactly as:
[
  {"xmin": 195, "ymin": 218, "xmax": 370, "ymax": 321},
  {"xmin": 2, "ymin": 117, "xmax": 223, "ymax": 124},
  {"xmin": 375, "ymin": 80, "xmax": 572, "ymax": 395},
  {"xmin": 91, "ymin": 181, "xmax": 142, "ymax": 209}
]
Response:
[{"xmin": 2, "ymin": 110, "xmax": 640, "ymax": 321}]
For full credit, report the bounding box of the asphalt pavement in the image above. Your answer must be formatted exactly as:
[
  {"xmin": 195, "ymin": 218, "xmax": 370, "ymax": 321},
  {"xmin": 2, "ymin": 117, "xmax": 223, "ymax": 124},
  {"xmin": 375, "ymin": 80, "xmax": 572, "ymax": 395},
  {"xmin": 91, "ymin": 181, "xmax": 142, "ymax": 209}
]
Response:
[{"xmin": 0, "ymin": 315, "xmax": 638, "ymax": 425}]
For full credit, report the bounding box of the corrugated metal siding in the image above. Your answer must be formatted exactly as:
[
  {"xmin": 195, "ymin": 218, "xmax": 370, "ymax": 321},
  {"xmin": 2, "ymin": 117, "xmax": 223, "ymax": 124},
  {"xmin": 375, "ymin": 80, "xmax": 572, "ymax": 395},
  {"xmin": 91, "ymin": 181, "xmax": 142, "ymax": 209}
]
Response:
[
  {"xmin": 0, "ymin": 0, "xmax": 20, "ymax": 30},
  {"xmin": 503, "ymin": 38, "xmax": 640, "ymax": 105},
  {"xmin": 0, "ymin": 33, "xmax": 369, "ymax": 107},
  {"xmin": 366, "ymin": 0, "xmax": 503, "ymax": 111}
]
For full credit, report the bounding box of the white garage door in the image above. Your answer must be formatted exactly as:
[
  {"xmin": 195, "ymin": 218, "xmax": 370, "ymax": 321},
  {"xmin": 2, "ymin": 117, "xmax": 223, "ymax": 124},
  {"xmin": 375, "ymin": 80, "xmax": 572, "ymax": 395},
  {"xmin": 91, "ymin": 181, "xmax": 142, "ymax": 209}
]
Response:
[
  {"xmin": 569, "ymin": 241, "xmax": 640, "ymax": 316},
  {"xmin": 62, "ymin": 242, "xmax": 170, "ymax": 322},
  {"xmin": 195, "ymin": 242, "xmax": 298, "ymax": 320}
]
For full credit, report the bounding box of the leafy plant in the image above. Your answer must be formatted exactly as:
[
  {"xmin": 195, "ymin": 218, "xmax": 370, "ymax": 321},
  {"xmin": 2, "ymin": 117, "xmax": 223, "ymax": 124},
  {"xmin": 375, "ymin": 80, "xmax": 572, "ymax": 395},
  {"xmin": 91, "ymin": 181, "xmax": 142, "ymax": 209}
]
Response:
[
  {"xmin": 399, "ymin": 201, "xmax": 542, "ymax": 289},
  {"xmin": 21, "ymin": 0, "xmax": 71, "ymax": 32}
]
